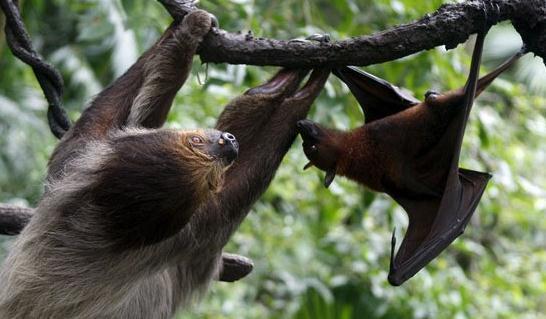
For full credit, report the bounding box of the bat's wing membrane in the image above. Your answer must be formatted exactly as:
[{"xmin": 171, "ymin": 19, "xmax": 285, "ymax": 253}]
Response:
[
  {"xmin": 333, "ymin": 66, "xmax": 420, "ymax": 123},
  {"xmin": 387, "ymin": 31, "xmax": 493, "ymax": 285},
  {"xmin": 387, "ymin": 169, "xmax": 490, "ymax": 285},
  {"xmin": 334, "ymin": 32, "xmax": 523, "ymax": 285}
]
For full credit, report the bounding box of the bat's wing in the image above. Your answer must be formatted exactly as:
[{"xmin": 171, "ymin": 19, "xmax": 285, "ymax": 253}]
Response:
[
  {"xmin": 333, "ymin": 66, "xmax": 420, "ymax": 123},
  {"xmin": 387, "ymin": 169, "xmax": 490, "ymax": 285},
  {"xmin": 386, "ymin": 31, "xmax": 491, "ymax": 286}
]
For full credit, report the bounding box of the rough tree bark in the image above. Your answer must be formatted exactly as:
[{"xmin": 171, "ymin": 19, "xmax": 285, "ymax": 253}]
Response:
[{"xmin": 162, "ymin": 0, "xmax": 546, "ymax": 67}]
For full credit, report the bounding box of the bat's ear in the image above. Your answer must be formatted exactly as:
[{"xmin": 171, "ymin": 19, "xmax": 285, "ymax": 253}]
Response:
[{"xmin": 324, "ymin": 168, "xmax": 337, "ymax": 188}]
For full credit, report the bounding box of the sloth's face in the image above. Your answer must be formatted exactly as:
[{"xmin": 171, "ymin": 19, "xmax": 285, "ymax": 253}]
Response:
[
  {"xmin": 185, "ymin": 129, "xmax": 239, "ymax": 166},
  {"xmin": 181, "ymin": 129, "xmax": 239, "ymax": 193}
]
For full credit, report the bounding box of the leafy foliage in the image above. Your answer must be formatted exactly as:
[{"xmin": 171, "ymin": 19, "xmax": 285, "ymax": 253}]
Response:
[{"xmin": 0, "ymin": 1, "xmax": 545, "ymax": 318}]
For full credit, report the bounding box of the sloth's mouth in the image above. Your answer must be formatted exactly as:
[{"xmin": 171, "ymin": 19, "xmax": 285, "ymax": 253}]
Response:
[{"xmin": 218, "ymin": 156, "xmax": 236, "ymax": 167}]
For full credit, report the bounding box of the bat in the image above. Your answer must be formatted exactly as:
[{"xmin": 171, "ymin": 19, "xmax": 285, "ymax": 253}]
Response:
[{"xmin": 297, "ymin": 31, "xmax": 526, "ymax": 285}]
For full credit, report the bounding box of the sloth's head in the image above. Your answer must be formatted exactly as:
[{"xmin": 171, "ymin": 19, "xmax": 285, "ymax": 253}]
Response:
[
  {"xmin": 91, "ymin": 128, "xmax": 239, "ymax": 205},
  {"xmin": 180, "ymin": 128, "xmax": 239, "ymax": 193},
  {"xmin": 107, "ymin": 128, "xmax": 238, "ymax": 196},
  {"xmin": 297, "ymin": 119, "xmax": 342, "ymax": 188},
  {"xmin": 63, "ymin": 128, "xmax": 239, "ymax": 247},
  {"xmin": 182, "ymin": 129, "xmax": 239, "ymax": 166}
]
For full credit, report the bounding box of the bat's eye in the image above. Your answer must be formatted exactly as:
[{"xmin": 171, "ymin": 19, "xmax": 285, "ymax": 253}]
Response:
[
  {"xmin": 424, "ymin": 90, "xmax": 439, "ymax": 99},
  {"xmin": 191, "ymin": 136, "xmax": 204, "ymax": 144},
  {"xmin": 310, "ymin": 145, "xmax": 318, "ymax": 152}
]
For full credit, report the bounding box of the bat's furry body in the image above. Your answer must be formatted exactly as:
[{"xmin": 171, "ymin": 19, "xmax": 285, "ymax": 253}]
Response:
[{"xmin": 298, "ymin": 31, "xmax": 523, "ymax": 285}]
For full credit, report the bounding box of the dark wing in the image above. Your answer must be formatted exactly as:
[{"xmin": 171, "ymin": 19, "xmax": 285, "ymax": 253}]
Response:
[
  {"xmin": 387, "ymin": 169, "xmax": 490, "ymax": 285},
  {"xmin": 386, "ymin": 31, "xmax": 491, "ymax": 286},
  {"xmin": 333, "ymin": 66, "xmax": 420, "ymax": 123}
]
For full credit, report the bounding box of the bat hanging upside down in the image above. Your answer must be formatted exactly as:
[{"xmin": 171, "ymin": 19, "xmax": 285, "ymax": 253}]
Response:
[{"xmin": 297, "ymin": 30, "xmax": 527, "ymax": 286}]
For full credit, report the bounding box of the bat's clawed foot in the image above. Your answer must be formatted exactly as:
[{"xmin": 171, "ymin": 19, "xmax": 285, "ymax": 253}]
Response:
[
  {"xmin": 424, "ymin": 89, "xmax": 441, "ymax": 104},
  {"xmin": 306, "ymin": 33, "xmax": 331, "ymax": 44},
  {"xmin": 288, "ymin": 33, "xmax": 331, "ymax": 44},
  {"xmin": 424, "ymin": 89, "xmax": 440, "ymax": 99}
]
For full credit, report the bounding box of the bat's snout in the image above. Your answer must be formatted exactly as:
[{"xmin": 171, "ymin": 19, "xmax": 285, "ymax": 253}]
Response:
[{"xmin": 297, "ymin": 119, "xmax": 321, "ymax": 143}]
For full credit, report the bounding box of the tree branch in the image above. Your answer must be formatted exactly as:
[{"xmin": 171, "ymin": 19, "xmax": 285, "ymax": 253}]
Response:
[{"xmin": 158, "ymin": 0, "xmax": 545, "ymax": 67}]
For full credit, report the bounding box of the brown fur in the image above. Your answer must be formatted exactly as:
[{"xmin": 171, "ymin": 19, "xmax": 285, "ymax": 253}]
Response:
[
  {"xmin": 299, "ymin": 33, "xmax": 525, "ymax": 286},
  {"xmin": 299, "ymin": 51, "xmax": 521, "ymax": 196},
  {"xmin": 0, "ymin": 9, "xmax": 329, "ymax": 319},
  {"xmin": 332, "ymin": 100, "xmax": 457, "ymax": 193},
  {"xmin": 300, "ymin": 98, "xmax": 456, "ymax": 193}
]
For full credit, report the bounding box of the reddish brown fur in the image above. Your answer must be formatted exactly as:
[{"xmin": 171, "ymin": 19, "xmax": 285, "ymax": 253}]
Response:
[
  {"xmin": 298, "ymin": 33, "xmax": 524, "ymax": 286},
  {"xmin": 329, "ymin": 99, "xmax": 460, "ymax": 193},
  {"xmin": 300, "ymin": 45, "xmax": 522, "ymax": 197}
]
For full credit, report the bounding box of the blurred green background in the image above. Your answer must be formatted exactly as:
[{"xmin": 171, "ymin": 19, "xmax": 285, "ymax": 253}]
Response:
[{"xmin": 1, "ymin": 1, "xmax": 545, "ymax": 318}]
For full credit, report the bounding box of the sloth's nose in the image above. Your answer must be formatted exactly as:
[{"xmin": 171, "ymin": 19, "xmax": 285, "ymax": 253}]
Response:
[
  {"xmin": 219, "ymin": 132, "xmax": 238, "ymax": 163},
  {"xmin": 222, "ymin": 132, "xmax": 237, "ymax": 144}
]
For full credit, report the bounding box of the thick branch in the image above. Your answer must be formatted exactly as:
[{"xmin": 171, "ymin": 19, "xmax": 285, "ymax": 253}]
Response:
[
  {"xmin": 161, "ymin": 0, "xmax": 546, "ymax": 67},
  {"xmin": 0, "ymin": 204, "xmax": 32, "ymax": 235}
]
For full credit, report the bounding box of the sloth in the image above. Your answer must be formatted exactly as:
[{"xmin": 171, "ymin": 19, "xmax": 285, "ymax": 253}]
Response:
[{"xmin": 0, "ymin": 9, "xmax": 329, "ymax": 319}]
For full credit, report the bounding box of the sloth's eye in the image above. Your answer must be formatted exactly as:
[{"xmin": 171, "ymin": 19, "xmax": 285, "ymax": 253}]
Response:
[{"xmin": 191, "ymin": 136, "xmax": 204, "ymax": 144}]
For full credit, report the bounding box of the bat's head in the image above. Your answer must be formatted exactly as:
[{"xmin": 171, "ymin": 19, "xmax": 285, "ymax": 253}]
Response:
[{"xmin": 297, "ymin": 119, "xmax": 342, "ymax": 188}]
